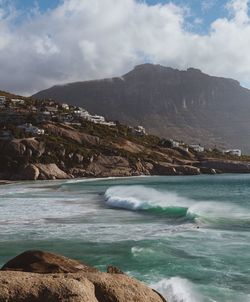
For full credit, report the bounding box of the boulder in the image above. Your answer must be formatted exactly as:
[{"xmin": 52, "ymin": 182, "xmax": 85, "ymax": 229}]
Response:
[
  {"xmin": 152, "ymin": 162, "xmax": 177, "ymax": 175},
  {"xmin": 22, "ymin": 164, "xmax": 40, "ymax": 180},
  {"xmin": 1, "ymin": 250, "xmax": 97, "ymax": 274},
  {"xmin": 21, "ymin": 138, "xmax": 45, "ymax": 157},
  {"xmin": 0, "ymin": 251, "xmax": 166, "ymax": 302},
  {"xmin": 174, "ymin": 165, "xmax": 200, "ymax": 175},
  {"xmin": 35, "ymin": 163, "xmax": 70, "ymax": 180},
  {"xmin": 0, "ymin": 271, "xmax": 98, "ymax": 302}
]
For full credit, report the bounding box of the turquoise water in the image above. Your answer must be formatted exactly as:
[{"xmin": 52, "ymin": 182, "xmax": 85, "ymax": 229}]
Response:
[{"xmin": 0, "ymin": 175, "xmax": 250, "ymax": 301}]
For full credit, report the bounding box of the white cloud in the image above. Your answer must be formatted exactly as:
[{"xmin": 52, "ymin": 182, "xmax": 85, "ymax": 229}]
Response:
[{"xmin": 0, "ymin": 0, "xmax": 250, "ymax": 95}]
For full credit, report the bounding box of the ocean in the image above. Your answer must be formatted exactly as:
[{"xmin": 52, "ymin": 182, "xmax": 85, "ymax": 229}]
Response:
[{"xmin": 0, "ymin": 174, "xmax": 250, "ymax": 302}]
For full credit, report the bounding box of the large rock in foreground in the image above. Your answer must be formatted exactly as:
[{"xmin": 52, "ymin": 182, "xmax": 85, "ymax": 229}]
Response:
[
  {"xmin": 1, "ymin": 250, "xmax": 97, "ymax": 274},
  {"xmin": 0, "ymin": 250, "xmax": 166, "ymax": 302}
]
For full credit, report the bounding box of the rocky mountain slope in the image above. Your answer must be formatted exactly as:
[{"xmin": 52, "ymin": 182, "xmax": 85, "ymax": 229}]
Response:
[
  {"xmin": 1, "ymin": 120, "xmax": 250, "ymax": 181},
  {"xmin": 0, "ymin": 250, "xmax": 166, "ymax": 302},
  {"xmin": 33, "ymin": 64, "xmax": 250, "ymax": 153}
]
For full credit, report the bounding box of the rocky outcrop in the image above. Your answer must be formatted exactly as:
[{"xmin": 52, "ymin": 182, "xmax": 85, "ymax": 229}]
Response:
[
  {"xmin": 197, "ymin": 160, "xmax": 250, "ymax": 173},
  {"xmin": 0, "ymin": 250, "xmax": 166, "ymax": 302},
  {"xmin": 152, "ymin": 162, "xmax": 200, "ymax": 176},
  {"xmin": 86, "ymin": 155, "xmax": 133, "ymax": 177},
  {"xmin": 12, "ymin": 163, "xmax": 71, "ymax": 180},
  {"xmin": 1, "ymin": 250, "xmax": 97, "ymax": 274},
  {"xmin": 0, "ymin": 138, "xmax": 45, "ymax": 159},
  {"xmin": 22, "ymin": 164, "xmax": 40, "ymax": 180},
  {"xmin": 44, "ymin": 122, "xmax": 100, "ymax": 146},
  {"xmin": 35, "ymin": 163, "xmax": 70, "ymax": 180}
]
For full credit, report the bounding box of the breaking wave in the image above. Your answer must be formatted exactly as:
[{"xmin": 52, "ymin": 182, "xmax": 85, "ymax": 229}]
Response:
[
  {"xmin": 151, "ymin": 277, "xmax": 203, "ymax": 302},
  {"xmin": 104, "ymin": 186, "xmax": 250, "ymax": 226}
]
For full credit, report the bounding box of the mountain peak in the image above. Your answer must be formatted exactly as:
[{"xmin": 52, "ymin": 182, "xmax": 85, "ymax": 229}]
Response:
[{"xmin": 33, "ymin": 64, "xmax": 250, "ymax": 152}]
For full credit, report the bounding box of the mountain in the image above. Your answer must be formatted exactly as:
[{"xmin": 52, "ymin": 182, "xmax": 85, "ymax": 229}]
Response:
[{"xmin": 33, "ymin": 64, "xmax": 250, "ymax": 153}]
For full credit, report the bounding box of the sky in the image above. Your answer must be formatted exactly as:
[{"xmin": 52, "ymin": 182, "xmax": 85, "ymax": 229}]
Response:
[{"xmin": 0, "ymin": 0, "xmax": 250, "ymax": 95}]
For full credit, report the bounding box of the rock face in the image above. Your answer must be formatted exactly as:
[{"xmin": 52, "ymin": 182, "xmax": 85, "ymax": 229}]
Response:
[
  {"xmin": 1, "ymin": 250, "xmax": 97, "ymax": 273},
  {"xmin": 33, "ymin": 63, "xmax": 250, "ymax": 152},
  {"xmin": 197, "ymin": 160, "xmax": 250, "ymax": 173},
  {"xmin": 35, "ymin": 163, "xmax": 70, "ymax": 180},
  {"xmin": 0, "ymin": 250, "xmax": 166, "ymax": 302},
  {"xmin": 86, "ymin": 155, "xmax": 132, "ymax": 177}
]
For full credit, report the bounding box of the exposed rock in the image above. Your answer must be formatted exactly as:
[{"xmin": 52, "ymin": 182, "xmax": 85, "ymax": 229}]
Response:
[
  {"xmin": 85, "ymin": 272, "xmax": 165, "ymax": 302},
  {"xmin": 0, "ymin": 271, "xmax": 98, "ymax": 302},
  {"xmin": 175, "ymin": 165, "xmax": 200, "ymax": 175},
  {"xmin": 74, "ymin": 153, "xmax": 84, "ymax": 164},
  {"xmin": 86, "ymin": 155, "xmax": 132, "ymax": 177},
  {"xmin": 21, "ymin": 138, "xmax": 45, "ymax": 157},
  {"xmin": 35, "ymin": 163, "xmax": 70, "ymax": 180},
  {"xmin": 200, "ymin": 167, "xmax": 218, "ymax": 174},
  {"xmin": 107, "ymin": 266, "xmax": 124, "ymax": 274},
  {"xmin": 22, "ymin": 164, "xmax": 40, "ymax": 180},
  {"xmin": 69, "ymin": 168, "xmax": 88, "ymax": 178},
  {"xmin": 0, "ymin": 251, "xmax": 166, "ymax": 302},
  {"xmin": 3, "ymin": 139, "xmax": 26, "ymax": 157},
  {"xmin": 1, "ymin": 250, "xmax": 97, "ymax": 273},
  {"xmin": 197, "ymin": 160, "xmax": 250, "ymax": 173},
  {"xmin": 44, "ymin": 122, "xmax": 100, "ymax": 146},
  {"xmin": 152, "ymin": 162, "xmax": 177, "ymax": 175}
]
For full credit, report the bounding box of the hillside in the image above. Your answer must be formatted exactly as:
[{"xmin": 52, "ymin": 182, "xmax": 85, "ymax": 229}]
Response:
[
  {"xmin": 1, "ymin": 89, "xmax": 250, "ymax": 180},
  {"xmin": 33, "ymin": 64, "xmax": 250, "ymax": 153}
]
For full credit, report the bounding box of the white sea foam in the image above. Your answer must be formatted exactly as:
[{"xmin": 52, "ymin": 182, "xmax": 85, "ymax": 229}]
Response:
[
  {"xmin": 131, "ymin": 246, "xmax": 155, "ymax": 257},
  {"xmin": 151, "ymin": 277, "xmax": 203, "ymax": 302},
  {"xmin": 104, "ymin": 186, "xmax": 250, "ymax": 226},
  {"xmin": 105, "ymin": 186, "xmax": 192, "ymax": 210}
]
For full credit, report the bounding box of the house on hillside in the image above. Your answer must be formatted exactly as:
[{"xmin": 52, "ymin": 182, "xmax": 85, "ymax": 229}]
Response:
[
  {"xmin": 189, "ymin": 144, "xmax": 205, "ymax": 152},
  {"xmin": 18, "ymin": 123, "xmax": 45, "ymax": 135},
  {"xmin": 132, "ymin": 125, "xmax": 147, "ymax": 136},
  {"xmin": 0, "ymin": 96, "xmax": 6, "ymax": 104},
  {"xmin": 11, "ymin": 99, "xmax": 25, "ymax": 105},
  {"xmin": 88, "ymin": 115, "xmax": 105, "ymax": 124},
  {"xmin": 223, "ymin": 149, "xmax": 242, "ymax": 157},
  {"xmin": 61, "ymin": 103, "xmax": 70, "ymax": 110}
]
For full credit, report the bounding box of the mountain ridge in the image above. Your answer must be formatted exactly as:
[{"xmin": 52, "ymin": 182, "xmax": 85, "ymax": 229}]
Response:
[{"xmin": 33, "ymin": 64, "xmax": 250, "ymax": 152}]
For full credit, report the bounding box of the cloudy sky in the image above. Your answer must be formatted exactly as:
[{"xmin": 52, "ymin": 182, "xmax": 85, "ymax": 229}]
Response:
[{"xmin": 1, "ymin": 0, "xmax": 250, "ymax": 95}]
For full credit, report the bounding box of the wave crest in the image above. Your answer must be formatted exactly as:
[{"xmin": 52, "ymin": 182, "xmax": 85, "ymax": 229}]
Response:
[
  {"xmin": 104, "ymin": 186, "xmax": 250, "ymax": 226},
  {"xmin": 151, "ymin": 277, "xmax": 202, "ymax": 302}
]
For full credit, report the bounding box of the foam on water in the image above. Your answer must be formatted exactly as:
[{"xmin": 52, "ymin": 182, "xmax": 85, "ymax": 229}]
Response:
[
  {"xmin": 151, "ymin": 277, "xmax": 203, "ymax": 302},
  {"xmin": 105, "ymin": 186, "xmax": 250, "ymax": 226},
  {"xmin": 105, "ymin": 185, "xmax": 192, "ymax": 210}
]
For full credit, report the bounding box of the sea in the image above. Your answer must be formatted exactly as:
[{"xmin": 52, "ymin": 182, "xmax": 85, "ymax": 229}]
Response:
[{"xmin": 0, "ymin": 174, "xmax": 250, "ymax": 302}]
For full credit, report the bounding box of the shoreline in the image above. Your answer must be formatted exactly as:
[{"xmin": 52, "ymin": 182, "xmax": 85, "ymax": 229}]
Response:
[
  {"xmin": 0, "ymin": 171, "xmax": 250, "ymax": 185},
  {"xmin": 0, "ymin": 180, "xmax": 14, "ymax": 185}
]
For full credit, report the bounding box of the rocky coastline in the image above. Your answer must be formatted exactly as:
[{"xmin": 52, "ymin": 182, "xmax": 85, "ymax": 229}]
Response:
[
  {"xmin": 0, "ymin": 121, "xmax": 250, "ymax": 181},
  {"xmin": 0, "ymin": 250, "xmax": 166, "ymax": 302}
]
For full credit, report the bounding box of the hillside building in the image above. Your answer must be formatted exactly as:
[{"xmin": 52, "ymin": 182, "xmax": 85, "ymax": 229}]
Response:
[{"xmin": 223, "ymin": 149, "xmax": 242, "ymax": 157}]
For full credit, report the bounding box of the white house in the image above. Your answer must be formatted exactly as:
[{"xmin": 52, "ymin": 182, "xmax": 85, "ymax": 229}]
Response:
[
  {"xmin": 11, "ymin": 99, "xmax": 25, "ymax": 105},
  {"xmin": 18, "ymin": 123, "xmax": 45, "ymax": 135},
  {"xmin": 61, "ymin": 103, "xmax": 70, "ymax": 110},
  {"xmin": 0, "ymin": 96, "xmax": 6, "ymax": 104},
  {"xmin": 223, "ymin": 149, "xmax": 242, "ymax": 157},
  {"xmin": 190, "ymin": 144, "xmax": 205, "ymax": 152},
  {"xmin": 132, "ymin": 125, "xmax": 147, "ymax": 136},
  {"xmin": 170, "ymin": 139, "xmax": 180, "ymax": 148}
]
